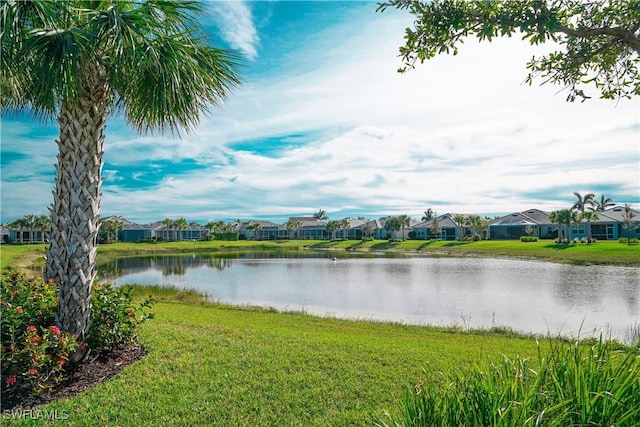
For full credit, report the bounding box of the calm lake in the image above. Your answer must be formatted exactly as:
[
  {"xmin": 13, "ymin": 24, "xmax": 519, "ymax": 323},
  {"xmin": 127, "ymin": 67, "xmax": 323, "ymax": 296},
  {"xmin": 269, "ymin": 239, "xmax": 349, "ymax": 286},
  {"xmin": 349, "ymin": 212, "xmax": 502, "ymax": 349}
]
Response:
[{"xmin": 100, "ymin": 252, "xmax": 640, "ymax": 342}]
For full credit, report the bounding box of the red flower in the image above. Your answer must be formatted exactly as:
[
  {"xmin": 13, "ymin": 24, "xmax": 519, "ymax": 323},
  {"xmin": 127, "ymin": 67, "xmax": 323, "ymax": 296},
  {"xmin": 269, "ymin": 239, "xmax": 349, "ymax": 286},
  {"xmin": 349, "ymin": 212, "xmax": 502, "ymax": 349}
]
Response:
[
  {"xmin": 60, "ymin": 337, "xmax": 67, "ymax": 344},
  {"xmin": 28, "ymin": 368, "xmax": 38, "ymax": 376},
  {"xmin": 11, "ymin": 289, "xmax": 18, "ymax": 295},
  {"xmin": 80, "ymin": 343, "xmax": 88, "ymax": 350},
  {"xmin": 6, "ymin": 375, "xmax": 17, "ymax": 386},
  {"xmin": 16, "ymin": 307, "xmax": 24, "ymax": 314},
  {"xmin": 27, "ymin": 325, "xmax": 37, "ymax": 333},
  {"xmin": 49, "ymin": 325, "xmax": 61, "ymax": 336},
  {"xmin": 33, "ymin": 354, "xmax": 39, "ymax": 361},
  {"xmin": 99, "ymin": 315, "xmax": 104, "ymax": 321},
  {"xmin": 57, "ymin": 359, "xmax": 65, "ymax": 367}
]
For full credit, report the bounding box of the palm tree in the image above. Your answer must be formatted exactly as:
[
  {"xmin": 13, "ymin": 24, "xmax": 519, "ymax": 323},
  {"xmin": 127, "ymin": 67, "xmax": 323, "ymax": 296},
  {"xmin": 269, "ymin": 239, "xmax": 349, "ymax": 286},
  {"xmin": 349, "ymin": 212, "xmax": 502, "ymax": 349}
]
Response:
[
  {"xmin": 384, "ymin": 216, "xmax": 401, "ymax": 240},
  {"xmin": 398, "ymin": 214, "xmax": 411, "ymax": 240},
  {"xmin": 430, "ymin": 216, "xmax": 441, "ymax": 240},
  {"xmin": 313, "ymin": 209, "xmax": 328, "ymax": 221},
  {"xmin": 10, "ymin": 218, "xmax": 25, "ymax": 243},
  {"xmin": 594, "ymin": 194, "xmax": 615, "ymax": 212},
  {"xmin": 421, "ymin": 208, "xmax": 435, "ymax": 222},
  {"xmin": 548, "ymin": 210, "xmax": 563, "ymax": 243},
  {"xmin": 465, "ymin": 215, "xmax": 482, "ymax": 240},
  {"xmin": 326, "ymin": 220, "xmax": 341, "ymax": 240},
  {"xmin": 286, "ymin": 220, "xmax": 303, "ymax": 240},
  {"xmin": 621, "ymin": 204, "xmax": 637, "ymax": 245},
  {"xmin": 572, "ymin": 192, "xmax": 595, "ymax": 214},
  {"xmin": 161, "ymin": 218, "xmax": 175, "ymax": 242},
  {"xmin": 174, "ymin": 217, "xmax": 188, "ymax": 241},
  {"xmin": 452, "ymin": 215, "xmax": 466, "ymax": 241},
  {"xmin": 581, "ymin": 211, "xmax": 599, "ymax": 243},
  {"xmin": 557, "ymin": 209, "xmax": 579, "ymax": 242},
  {"xmin": 246, "ymin": 222, "xmax": 263, "ymax": 240},
  {"xmin": 340, "ymin": 218, "xmax": 351, "ymax": 240},
  {"xmin": 362, "ymin": 220, "xmax": 375, "ymax": 239},
  {"xmin": 1, "ymin": 1, "xmax": 240, "ymax": 344},
  {"xmin": 22, "ymin": 214, "xmax": 37, "ymax": 243},
  {"xmin": 36, "ymin": 215, "xmax": 51, "ymax": 243}
]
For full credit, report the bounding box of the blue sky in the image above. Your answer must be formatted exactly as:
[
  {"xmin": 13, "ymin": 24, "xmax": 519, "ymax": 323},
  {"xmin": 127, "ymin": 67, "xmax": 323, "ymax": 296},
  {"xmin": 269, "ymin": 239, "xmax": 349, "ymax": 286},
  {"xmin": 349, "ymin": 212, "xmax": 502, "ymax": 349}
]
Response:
[{"xmin": 1, "ymin": 1, "xmax": 639, "ymax": 224}]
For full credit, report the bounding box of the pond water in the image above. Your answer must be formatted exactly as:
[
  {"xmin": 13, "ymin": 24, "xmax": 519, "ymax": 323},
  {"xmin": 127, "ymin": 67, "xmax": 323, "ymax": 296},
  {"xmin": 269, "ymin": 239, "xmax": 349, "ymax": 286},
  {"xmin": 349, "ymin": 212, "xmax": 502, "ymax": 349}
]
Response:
[{"xmin": 100, "ymin": 252, "xmax": 640, "ymax": 342}]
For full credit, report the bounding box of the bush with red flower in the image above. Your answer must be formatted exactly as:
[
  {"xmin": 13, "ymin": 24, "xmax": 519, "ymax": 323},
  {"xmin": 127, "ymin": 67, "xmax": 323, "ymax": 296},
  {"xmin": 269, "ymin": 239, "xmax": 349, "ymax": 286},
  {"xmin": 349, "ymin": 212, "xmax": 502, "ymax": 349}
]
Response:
[{"xmin": 1, "ymin": 269, "xmax": 155, "ymax": 393}]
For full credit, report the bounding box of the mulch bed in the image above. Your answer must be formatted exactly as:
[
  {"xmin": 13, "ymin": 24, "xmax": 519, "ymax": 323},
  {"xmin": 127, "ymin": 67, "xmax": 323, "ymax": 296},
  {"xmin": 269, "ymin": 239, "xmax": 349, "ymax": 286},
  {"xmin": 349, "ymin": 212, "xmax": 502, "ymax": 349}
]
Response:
[{"xmin": 1, "ymin": 344, "xmax": 147, "ymax": 412}]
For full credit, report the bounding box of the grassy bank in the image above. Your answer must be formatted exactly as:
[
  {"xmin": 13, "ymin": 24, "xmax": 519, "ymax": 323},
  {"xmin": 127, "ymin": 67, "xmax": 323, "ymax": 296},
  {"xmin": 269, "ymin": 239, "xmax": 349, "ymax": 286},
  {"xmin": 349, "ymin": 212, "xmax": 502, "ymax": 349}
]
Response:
[
  {"xmin": 4, "ymin": 288, "xmax": 547, "ymax": 426},
  {"xmin": 308, "ymin": 239, "xmax": 640, "ymax": 266},
  {"xmin": 2, "ymin": 238, "xmax": 638, "ymax": 273},
  {"xmin": 2, "ymin": 245, "xmax": 638, "ymax": 425}
]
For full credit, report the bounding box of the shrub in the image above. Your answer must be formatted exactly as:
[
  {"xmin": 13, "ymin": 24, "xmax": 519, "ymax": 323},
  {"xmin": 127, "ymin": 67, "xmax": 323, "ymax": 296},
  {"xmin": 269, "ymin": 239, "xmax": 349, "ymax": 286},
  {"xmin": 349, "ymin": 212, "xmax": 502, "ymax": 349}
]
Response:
[
  {"xmin": 619, "ymin": 237, "xmax": 639, "ymax": 244},
  {"xmin": 1, "ymin": 270, "xmax": 155, "ymax": 393},
  {"xmin": 520, "ymin": 236, "xmax": 538, "ymax": 242},
  {"xmin": 1, "ymin": 271, "xmax": 80, "ymax": 392},
  {"xmin": 88, "ymin": 283, "xmax": 155, "ymax": 351},
  {"xmin": 378, "ymin": 339, "xmax": 640, "ymax": 426}
]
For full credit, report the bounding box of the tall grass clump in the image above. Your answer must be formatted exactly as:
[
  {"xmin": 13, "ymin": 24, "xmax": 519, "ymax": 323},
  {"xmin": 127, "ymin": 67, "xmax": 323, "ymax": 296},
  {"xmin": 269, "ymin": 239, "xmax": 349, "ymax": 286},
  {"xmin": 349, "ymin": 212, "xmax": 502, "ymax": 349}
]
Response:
[{"xmin": 379, "ymin": 338, "xmax": 640, "ymax": 426}]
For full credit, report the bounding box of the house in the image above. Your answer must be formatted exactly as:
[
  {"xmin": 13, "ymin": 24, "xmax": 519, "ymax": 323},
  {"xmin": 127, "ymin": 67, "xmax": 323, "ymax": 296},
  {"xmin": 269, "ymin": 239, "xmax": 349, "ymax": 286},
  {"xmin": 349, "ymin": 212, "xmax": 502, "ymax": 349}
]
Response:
[
  {"xmin": 289, "ymin": 217, "xmax": 328, "ymax": 240},
  {"xmin": 335, "ymin": 218, "xmax": 366, "ymax": 240},
  {"xmin": 102, "ymin": 216, "xmax": 154, "ymax": 243},
  {"xmin": 238, "ymin": 220, "xmax": 287, "ymax": 240},
  {"xmin": 151, "ymin": 221, "xmax": 209, "ymax": 241},
  {"xmin": 489, "ymin": 209, "xmax": 555, "ymax": 240},
  {"xmin": 8, "ymin": 228, "xmax": 47, "ymax": 243},
  {"xmin": 570, "ymin": 206, "xmax": 640, "ymax": 241},
  {"xmin": 1, "ymin": 226, "xmax": 10, "ymax": 244},
  {"xmin": 411, "ymin": 214, "xmax": 470, "ymax": 240}
]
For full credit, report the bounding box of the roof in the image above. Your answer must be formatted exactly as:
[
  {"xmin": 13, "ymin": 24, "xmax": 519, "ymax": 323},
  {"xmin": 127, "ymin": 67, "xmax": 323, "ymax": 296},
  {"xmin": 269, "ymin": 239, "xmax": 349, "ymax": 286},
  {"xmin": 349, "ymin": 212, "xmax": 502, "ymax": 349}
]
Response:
[{"xmin": 490, "ymin": 209, "xmax": 550, "ymax": 226}]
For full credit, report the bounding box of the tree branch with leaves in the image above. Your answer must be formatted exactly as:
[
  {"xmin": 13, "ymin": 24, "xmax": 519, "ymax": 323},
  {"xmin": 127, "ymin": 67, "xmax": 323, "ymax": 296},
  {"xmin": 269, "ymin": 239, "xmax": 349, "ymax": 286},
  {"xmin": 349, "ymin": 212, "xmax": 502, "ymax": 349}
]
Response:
[{"xmin": 377, "ymin": 0, "xmax": 640, "ymax": 101}]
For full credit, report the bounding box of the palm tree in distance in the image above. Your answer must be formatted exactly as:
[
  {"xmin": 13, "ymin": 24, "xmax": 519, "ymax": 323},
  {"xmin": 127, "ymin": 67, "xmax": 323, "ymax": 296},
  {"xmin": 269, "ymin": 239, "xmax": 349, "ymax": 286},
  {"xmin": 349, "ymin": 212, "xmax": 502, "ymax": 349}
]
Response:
[
  {"xmin": 314, "ymin": 209, "xmax": 328, "ymax": 221},
  {"xmin": 557, "ymin": 209, "xmax": 579, "ymax": 242},
  {"xmin": 452, "ymin": 215, "xmax": 466, "ymax": 241},
  {"xmin": 175, "ymin": 218, "xmax": 188, "ymax": 241},
  {"xmin": 36, "ymin": 215, "xmax": 51, "ymax": 243},
  {"xmin": 581, "ymin": 211, "xmax": 599, "ymax": 243},
  {"xmin": 548, "ymin": 211, "xmax": 563, "ymax": 243},
  {"xmin": 398, "ymin": 214, "xmax": 411, "ymax": 240},
  {"xmin": 340, "ymin": 218, "xmax": 351, "ymax": 240},
  {"xmin": 362, "ymin": 220, "xmax": 375, "ymax": 239},
  {"xmin": 621, "ymin": 204, "xmax": 637, "ymax": 245},
  {"xmin": 161, "ymin": 219, "xmax": 175, "ymax": 242},
  {"xmin": 384, "ymin": 216, "xmax": 401, "ymax": 240},
  {"xmin": 2, "ymin": 1, "xmax": 240, "ymax": 348},
  {"xmin": 572, "ymin": 192, "xmax": 595, "ymax": 214},
  {"xmin": 465, "ymin": 215, "xmax": 482, "ymax": 240},
  {"xmin": 594, "ymin": 194, "xmax": 615, "ymax": 212},
  {"xmin": 326, "ymin": 220, "xmax": 341, "ymax": 240},
  {"xmin": 421, "ymin": 208, "xmax": 435, "ymax": 222}
]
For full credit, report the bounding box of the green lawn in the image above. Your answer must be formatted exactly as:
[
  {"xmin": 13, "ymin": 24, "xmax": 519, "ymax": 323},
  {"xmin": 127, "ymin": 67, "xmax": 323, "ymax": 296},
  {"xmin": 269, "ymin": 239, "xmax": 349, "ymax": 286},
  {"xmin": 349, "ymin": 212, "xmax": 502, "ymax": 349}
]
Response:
[
  {"xmin": 4, "ymin": 294, "xmax": 545, "ymax": 426},
  {"xmin": 1, "ymin": 241, "xmax": 638, "ymax": 425},
  {"xmin": 3, "ymin": 239, "xmax": 638, "ymax": 272}
]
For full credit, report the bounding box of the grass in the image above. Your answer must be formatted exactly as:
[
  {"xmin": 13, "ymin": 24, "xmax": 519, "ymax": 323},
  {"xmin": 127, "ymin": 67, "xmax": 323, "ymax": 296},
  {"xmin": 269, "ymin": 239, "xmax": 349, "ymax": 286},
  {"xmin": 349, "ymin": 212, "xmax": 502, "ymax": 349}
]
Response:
[
  {"xmin": 3, "ymin": 288, "xmax": 548, "ymax": 426},
  {"xmin": 378, "ymin": 339, "xmax": 640, "ymax": 426},
  {"xmin": 308, "ymin": 239, "xmax": 640, "ymax": 266},
  {"xmin": 1, "ymin": 244, "xmax": 638, "ymax": 425},
  {"xmin": 3, "ymin": 239, "xmax": 638, "ymax": 273}
]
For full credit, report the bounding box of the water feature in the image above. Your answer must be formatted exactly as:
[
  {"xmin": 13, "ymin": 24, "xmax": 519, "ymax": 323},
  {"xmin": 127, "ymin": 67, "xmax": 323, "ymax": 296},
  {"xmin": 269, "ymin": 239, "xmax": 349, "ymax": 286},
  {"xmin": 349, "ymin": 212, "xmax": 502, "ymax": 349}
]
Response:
[{"xmin": 100, "ymin": 252, "xmax": 640, "ymax": 342}]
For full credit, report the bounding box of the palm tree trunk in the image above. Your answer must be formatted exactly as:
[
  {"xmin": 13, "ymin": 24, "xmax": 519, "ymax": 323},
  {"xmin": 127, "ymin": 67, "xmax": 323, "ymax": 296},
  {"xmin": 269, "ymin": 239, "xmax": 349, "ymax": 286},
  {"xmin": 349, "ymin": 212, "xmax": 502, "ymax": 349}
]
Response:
[{"xmin": 45, "ymin": 69, "xmax": 109, "ymax": 346}]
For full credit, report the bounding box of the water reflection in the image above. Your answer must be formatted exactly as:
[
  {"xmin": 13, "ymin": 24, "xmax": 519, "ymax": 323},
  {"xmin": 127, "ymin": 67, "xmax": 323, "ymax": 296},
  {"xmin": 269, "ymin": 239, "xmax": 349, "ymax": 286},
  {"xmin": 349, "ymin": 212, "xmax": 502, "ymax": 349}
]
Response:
[{"xmin": 101, "ymin": 253, "xmax": 640, "ymax": 342}]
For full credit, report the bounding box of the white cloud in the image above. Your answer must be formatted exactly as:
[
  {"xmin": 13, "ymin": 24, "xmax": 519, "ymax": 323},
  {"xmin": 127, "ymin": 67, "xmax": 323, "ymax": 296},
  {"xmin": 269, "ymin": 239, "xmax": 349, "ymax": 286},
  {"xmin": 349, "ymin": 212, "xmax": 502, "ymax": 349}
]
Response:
[
  {"xmin": 3, "ymin": 4, "xmax": 638, "ymax": 223},
  {"xmin": 207, "ymin": 1, "xmax": 259, "ymax": 61}
]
